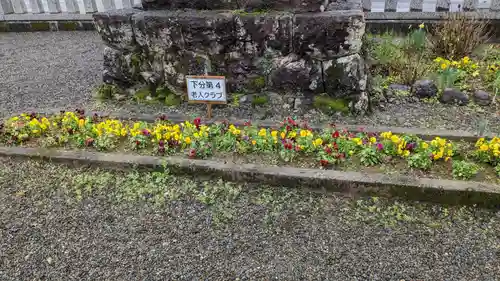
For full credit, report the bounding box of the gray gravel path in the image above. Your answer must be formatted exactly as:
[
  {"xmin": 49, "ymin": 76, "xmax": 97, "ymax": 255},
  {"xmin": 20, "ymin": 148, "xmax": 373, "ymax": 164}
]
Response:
[
  {"xmin": 0, "ymin": 159, "xmax": 499, "ymax": 280},
  {"xmin": 0, "ymin": 32, "xmax": 102, "ymax": 116},
  {"xmin": 0, "ymin": 31, "xmax": 499, "ymax": 134}
]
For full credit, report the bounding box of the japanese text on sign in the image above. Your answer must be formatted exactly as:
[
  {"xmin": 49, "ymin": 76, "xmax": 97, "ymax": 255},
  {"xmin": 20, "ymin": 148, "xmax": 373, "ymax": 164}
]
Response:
[{"xmin": 186, "ymin": 76, "xmax": 227, "ymax": 103}]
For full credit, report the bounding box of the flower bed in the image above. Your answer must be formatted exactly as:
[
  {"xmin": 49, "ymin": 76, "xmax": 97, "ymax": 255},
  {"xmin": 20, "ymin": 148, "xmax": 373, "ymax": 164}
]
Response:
[{"xmin": 1, "ymin": 111, "xmax": 499, "ymax": 182}]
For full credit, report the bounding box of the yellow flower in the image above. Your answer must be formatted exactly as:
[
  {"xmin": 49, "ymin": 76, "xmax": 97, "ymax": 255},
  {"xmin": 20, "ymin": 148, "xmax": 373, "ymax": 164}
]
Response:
[
  {"xmin": 433, "ymin": 154, "xmax": 441, "ymax": 160},
  {"xmin": 349, "ymin": 150, "xmax": 354, "ymax": 155},
  {"xmin": 441, "ymin": 63, "xmax": 448, "ymax": 70},
  {"xmin": 421, "ymin": 142, "xmax": 429, "ymax": 149},
  {"xmin": 32, "ymin": 129, "xmax": 39, "ymax": 134},
  {"xmin": 258, "ymin": 129, "xmax": 267, "ymax": 137},
  {"xmin": 445, "ymin": 157, "xmax": 450, "ymax": 162},
  {"xmin": 369, "ymin": 137, "xmax": 377, "ymax": 144},
  {"xmin": 193, "ymin": 132, "xmax": 200, "ymax": 139},
  {"xmin": 419, "ymin": 23, "xmax": 425, "ymax": 29},
  {"xmin": 233, "ymin": 129, "xmax": 241, "ymax": 135},
  {"xmin": 480, "ymin": 144, "xmax": 489, "ymax": 151},
  {"xmin": 476, "ymin": 138, "xmax": 485, "ymax": 147},
  {"xmin": 403, "ymin": 150, "xmax": 410, "ymax": 157},
  {"xmin": 300, "ymin": 130, "xmax": 308, "ymax": 137},
  {"xmin": 280, "ymin": 132, "xmax": 286, "ymax": 139},
  {"xmin": 434, "ymin": 57, "xmax": 443, "ymax": 63},
  {"xmin": 462, "ymin": 56, "xmax": 470, "ymax": 64},
  {"xmin": 472, "ymin": 70, "xmax": 480, "ymax": 77},
  {"xmin": 391, "ymin": 135, "xmax": 400, "ymax": 144},
  {"xmin": 271, "ymin": 131, "xmax": 278, "ymax": 138},
  {"xmin": 184, "ymin": 136, "xmax": 191, "ymax": 144},
  {"xmin": 352, "ymin": 137, "xmax": 362, "ymax": 146},
  {"xmin": 313, "ymin": 138, "xmax": 323, "ymax": 147},
  {"xmin": 381, "ymin": 132, "xmax": 392, "ymax": 139},
  {"xmin": 252, "ymin": 140, "xmax": 256, "ymax": 145}
]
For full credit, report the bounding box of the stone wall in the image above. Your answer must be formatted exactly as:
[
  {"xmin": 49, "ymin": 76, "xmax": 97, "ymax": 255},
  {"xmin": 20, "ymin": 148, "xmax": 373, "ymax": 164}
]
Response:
[{"xmin": 93, "ymin": 0, "xmax": 368, "ymax": 114}]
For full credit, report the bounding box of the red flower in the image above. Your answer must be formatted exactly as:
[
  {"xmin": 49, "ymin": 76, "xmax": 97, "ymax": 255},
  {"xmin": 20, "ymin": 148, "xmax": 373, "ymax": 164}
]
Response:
[
  {"xmin": 141, "ymin": 129, "xmax": 150, "ymax": 136},
  {"xmin": 284, "ymin": 142, "xmax": 293, "ymax": 150},
  {"xmin": 135, "ymin": 140, "xmax": 141, "ymax": 146},
  {"xmin": 158, "ymin": 114, "xmax": 167, "ymax": 121},
  {"xmin": 333, "ymin": 142, "xmax": 338, "ymax": 150},
  {"xmin": 320, "ymin": 159, "xmax": 329, "ymax": 167},
  {"xmin": 188, "ymin": 149, "xmax": 197, "ymax": 158},
  {"xmin": 332, "ymin": 131, "xmax": 340, "ymax": 138},
  {"xmin": 295, "ymin": 145, "xmax": 301, "ymax": 152},
  {"xmin": 325, "ymin": 147, "xmax": 332, "ymax": 154},
  {"xmin": 244, "ymin": 121, "xmax": 252, "ymax": 126},
  {"xmin": 337, "ymin": 153, "xmax": 345, "ymax": 159},
  {"xmin": 85, "ymin": 138, "xmax": 94, "ymax": 147},
  {"xmin": 286, "ymin": 125, "xmax": 291, "ymax": 132},
  {"xmin": 193, "ymin": 117, "xmax": 201, "ymax": 129},
  {"xmin": 158, "ymin": 146, "xmax": 165, "ymax": 154},
  {"xmin": 158, "ymin": 140, "xmax": 165, "ymax": 147}
]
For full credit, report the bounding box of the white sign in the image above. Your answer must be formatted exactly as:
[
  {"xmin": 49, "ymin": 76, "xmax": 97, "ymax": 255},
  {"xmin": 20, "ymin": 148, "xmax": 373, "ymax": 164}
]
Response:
[{"xmin": 186, "ymin": 76, "xmax": 227, "ymax": 103}]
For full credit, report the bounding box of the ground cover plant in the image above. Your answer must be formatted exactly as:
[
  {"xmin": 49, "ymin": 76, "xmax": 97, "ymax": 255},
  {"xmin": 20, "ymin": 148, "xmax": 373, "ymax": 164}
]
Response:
[
  {"xmin": 367, "ymin": 16, "xmax": 500, "ymax": 109},
  {"xmin": 0, "ymin": 111, "xmax": 498, "ymax": 183}
]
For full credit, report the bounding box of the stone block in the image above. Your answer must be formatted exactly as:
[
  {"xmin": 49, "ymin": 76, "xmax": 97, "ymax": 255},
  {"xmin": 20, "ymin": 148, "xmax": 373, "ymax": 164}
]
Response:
[
  {"xmin": 293, "ymin": 10, "xmax": 364, "ymax": 59},
  {"xmin": 141, "ymin": 0, "xmax": 357, "ymax": 11},
  {"xmin": 93, "ymin": 9, "xmax": 137, "ymax": 52}
]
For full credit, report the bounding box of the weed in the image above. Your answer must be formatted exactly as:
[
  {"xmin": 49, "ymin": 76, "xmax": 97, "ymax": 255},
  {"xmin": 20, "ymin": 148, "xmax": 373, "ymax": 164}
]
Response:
[
  {"xmin": 428, "ymin": 13, "xmax": 491, "ymax": 59},
  {"xmin": 452, "ymin": 160, "xmax": 480, "ymax": 180},
  {"xmin": 164, "ymin": 94, "xmax": 181, "ymax": 107}
]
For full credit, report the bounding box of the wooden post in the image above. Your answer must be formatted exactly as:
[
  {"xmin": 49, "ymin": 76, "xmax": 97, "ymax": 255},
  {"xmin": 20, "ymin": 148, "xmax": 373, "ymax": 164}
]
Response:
[{"xmin": 207, "ymin": 104, "xmax": 212, "ymax": 119}]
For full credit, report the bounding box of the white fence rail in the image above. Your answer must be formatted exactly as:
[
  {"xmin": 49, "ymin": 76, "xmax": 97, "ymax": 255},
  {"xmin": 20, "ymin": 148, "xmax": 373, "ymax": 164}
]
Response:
[{"xmin": 0, "ymin": 0, "xmax": 496, "ymax": 15}]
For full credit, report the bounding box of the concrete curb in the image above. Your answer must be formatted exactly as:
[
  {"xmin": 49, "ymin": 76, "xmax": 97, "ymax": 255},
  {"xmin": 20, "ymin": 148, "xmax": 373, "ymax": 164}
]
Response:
[
  {"xmin": 0, "ymin": 146, "xmax": 498, "ymax": 207},
  {"xmin": 28, "ymin": 109, "xmax": 494, "ymax": 142}
]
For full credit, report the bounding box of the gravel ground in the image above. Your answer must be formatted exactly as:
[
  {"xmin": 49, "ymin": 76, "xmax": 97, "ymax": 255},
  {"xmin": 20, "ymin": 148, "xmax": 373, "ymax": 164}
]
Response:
[
  {"xmin": 0, "ymin": 158, "xmax": 499, "ymax": 280},
  {"xmin": 0, "ymin": 31, "xmax": 499, "ymax": 134}
]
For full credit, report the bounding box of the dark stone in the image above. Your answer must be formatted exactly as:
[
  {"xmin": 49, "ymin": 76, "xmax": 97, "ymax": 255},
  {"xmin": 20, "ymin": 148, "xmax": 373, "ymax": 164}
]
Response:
[
  {"xmin": 140, "ymin": 0, "xmax": 354, "ymax": 11},
  {"xmin": 327, "ymin": 0, "xmax": 362, "ymax": 10},
  {"xmin": 94, "ymin": 8, "xmax": 368, "ymax": 112},
  {"xmin": 440, "ymin": 88, "xmax": 469, "ymax": 105},
  {"xmin": 412, "ymin": 80, "xmax": 438, "ymax": 99},
  {"xmin": 324, "ymin": 53, "xmax": 366, "ymax": 99},
  {"xmin": 293, "ymin": 11, "xmax": 364, "ymax": 59},
  {"xmin": 473, "ymin": 90, "xmax": 492, "ymax": 106}
]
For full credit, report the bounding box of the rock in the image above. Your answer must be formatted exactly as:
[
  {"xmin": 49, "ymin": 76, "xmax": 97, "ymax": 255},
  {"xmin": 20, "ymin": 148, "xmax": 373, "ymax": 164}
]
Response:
[
  {"xmin": 294, "ymin": 97, "xmax": 303, "ymax": 110},
  {"xmin": 440, "ymin": 88, "xmax": 469, "ymax": 105},
  {"xmin": 412, "ymin": 80, "xmax": 438, "ymax": 99},
  {"xmin": 94, "ymin": 6, "xmax": 368, "ymax": 113},
  {"xmin": 385, "ymin": 84, "xmax": 410, "ymax": 101},
  {"xmin": 473, "ymin": 90, "xmax": 492, "ymax": 106}
]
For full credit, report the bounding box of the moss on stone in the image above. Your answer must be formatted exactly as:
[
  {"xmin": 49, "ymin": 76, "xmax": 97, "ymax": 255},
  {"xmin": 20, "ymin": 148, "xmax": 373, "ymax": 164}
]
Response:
[
  {"xmin": 313, "ymin": 96, "xmax": 349, "ymax": 114},
  {"xmin": 252, "ymin": 95, "xmax": 269, "ymax": 107},
  {"xmin": 164, "ymin": 94, "xmax": 181, "ymax": 107},
  {"xmin": 96, "ymin": 84, "xmax": 120, "ymax": 100},
  {"xmin": 250, "ymin": 76, "xmax": 266, "ymax": 90},
  {"xmin": 30, "ymin": 22, "xmax": 51, "ymax": 31},
  {"xmin": 59, "ymin": 21, "xmax": 79, "ymax": 31},
  {"xmin": 0, "ymin": 22, "xmax": 8, "ymax": 32},
  {"xmin": 233, "ymin": 9, "xmax": 268, "ymax": 16}
]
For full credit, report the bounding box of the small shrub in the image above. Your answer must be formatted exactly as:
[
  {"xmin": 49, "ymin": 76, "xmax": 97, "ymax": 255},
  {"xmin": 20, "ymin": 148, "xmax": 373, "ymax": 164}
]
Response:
[
  {"xmin": 251, "ymin": 76, "xmax": 266, "ymax": 90},
  {"xmin": 359, "ymin": 146, "xmax": 381, "ymax": 166},
  {"xmin": 434, "ymin": 67, "xmax": 461, "ymax": 92},
  {"xmin": 452, "ymin": 160, "xmax": 479, "ymax": 180},
  {"xmin": 313, "ymin": 96, "xmax": 349, "ymax": 114},
  {"xmin": 164, "ymin": 94, "xmax": 181, "ymax": 107},
  {"xmin": 134, "ymin": 87, "xmax": 151, "ymax": 101},
  {"xmin": 408, "ymin": 152, "xmax": 432, "ymax": 170},
  {"xmin": 428, "ymin": 13, "xmax": 491, "ymax": 60},
  {"xmin": 96, "ymin": 84, "xmax": 120, "ymax": 100},
  {"xmin": 495, "ymin": 164, "xmax": 500, "ymax": 177}
]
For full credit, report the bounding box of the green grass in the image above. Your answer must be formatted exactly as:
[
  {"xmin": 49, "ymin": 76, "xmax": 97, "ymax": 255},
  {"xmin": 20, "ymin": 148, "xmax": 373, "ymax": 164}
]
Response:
[{"xmin": 313, "ymin": 96, "xmax": 349, "ymax": 114}]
